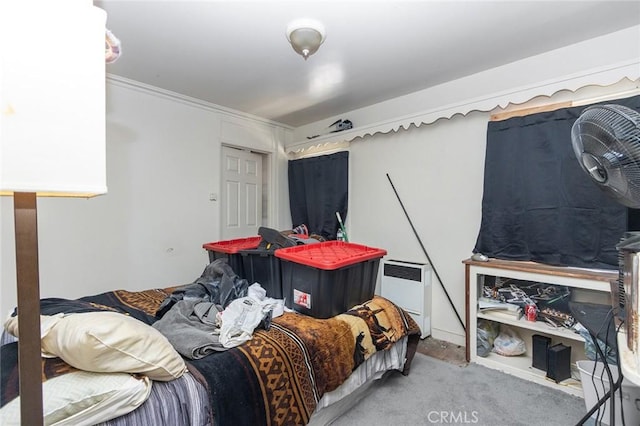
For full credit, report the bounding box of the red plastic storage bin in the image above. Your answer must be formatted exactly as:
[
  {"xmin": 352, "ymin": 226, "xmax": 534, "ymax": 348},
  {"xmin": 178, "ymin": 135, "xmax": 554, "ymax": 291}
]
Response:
[
  {"xmin": 202, "ymin": 236, "xmax": 261, "ymax": 277},
  {"xmin": 275, "ymin": 241, "xmax": 387, "ymax": 318}
]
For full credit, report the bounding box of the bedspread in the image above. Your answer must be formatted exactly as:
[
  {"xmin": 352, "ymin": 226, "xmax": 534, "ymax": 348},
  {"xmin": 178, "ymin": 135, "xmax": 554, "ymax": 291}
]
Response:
[
  {"xmin": 189, "ymin": 296, "xmax": 420, "ymax": 426},
  {"xmin": 1, "ymin": 288, "xmax": 420, "ymax": 426}
]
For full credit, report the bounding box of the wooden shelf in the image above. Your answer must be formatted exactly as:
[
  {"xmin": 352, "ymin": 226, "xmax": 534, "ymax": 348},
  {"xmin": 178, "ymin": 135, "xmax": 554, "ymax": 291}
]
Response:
[
  {"xmin": 477, "ymin": 311, "xmax": 585, "ymax": 342},
  {"xmin": 465, "ymin": 258, "xmax": 613, "ymax": 397},
  {"xmin": 463, "ymin": 258, "xmax": 617, "ymax": 284},
  {"xmin": 475, "ymin": 351, "xmax": 584, "ymax": 397}
]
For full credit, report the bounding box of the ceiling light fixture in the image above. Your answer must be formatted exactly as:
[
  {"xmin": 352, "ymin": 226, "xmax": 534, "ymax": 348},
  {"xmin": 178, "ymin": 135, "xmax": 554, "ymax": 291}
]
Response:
[{"xmin": 286, "ymin": 19, "xmax": 326, "ymax": 60}]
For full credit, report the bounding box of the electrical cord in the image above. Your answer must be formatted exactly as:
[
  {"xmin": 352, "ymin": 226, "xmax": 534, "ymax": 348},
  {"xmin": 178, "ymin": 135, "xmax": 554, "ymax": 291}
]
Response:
[
  {"xmin": 589, "ymin": 314, "xmax": 606, "ymax": 424},
  {"xmin": 584, "ymin": 306, "xmax": 617, "ymax": 426},
  {"xmin": 600, "ymin": 309, "xmax": 626, "ymax": 426},
  {"xmin": 590, "ymin": 307, "xmax": 624, "ymax": 426}
]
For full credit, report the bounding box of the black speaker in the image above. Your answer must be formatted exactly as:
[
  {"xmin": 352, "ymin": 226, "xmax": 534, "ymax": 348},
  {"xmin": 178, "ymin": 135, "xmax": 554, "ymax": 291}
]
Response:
[
  {"xmin": 532, "ymin": 334, "xmax": 552, "ymax": 371},
  {"xmin": 546, "ymin": 343, "xmax": 571, "ymax": 383}
]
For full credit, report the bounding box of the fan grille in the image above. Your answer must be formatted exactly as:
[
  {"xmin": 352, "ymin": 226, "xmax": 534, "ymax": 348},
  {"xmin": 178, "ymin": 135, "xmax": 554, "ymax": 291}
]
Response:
[{"xmin": 572, "ymin": 104, "xmax": 640, "ymax": 208}]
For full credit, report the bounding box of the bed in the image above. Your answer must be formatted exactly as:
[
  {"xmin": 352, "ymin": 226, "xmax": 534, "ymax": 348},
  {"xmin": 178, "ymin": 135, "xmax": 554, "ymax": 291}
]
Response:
[{"xmin": 0, "ymin": 283, "xmax": 420, "ymax": 425}]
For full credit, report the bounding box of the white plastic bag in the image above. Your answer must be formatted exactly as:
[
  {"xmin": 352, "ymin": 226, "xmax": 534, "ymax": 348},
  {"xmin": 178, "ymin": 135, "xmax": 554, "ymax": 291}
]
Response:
[
  {"xmin": 219, "ymin": 283, "xmax": 285, "ymax": 348},
  {"xmin": 219, "ymin": 297, "xmax": 265, "ymax": 348},
  {"xmin": 492, "ymin": 325, "xmax": 526, "ymax": 356}
]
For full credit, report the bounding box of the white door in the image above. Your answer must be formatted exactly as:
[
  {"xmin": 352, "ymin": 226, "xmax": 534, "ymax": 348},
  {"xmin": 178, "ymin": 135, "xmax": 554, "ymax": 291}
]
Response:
[{"xmin": 221, "ymin": 146, "xmax": 262, "ymax": 239}]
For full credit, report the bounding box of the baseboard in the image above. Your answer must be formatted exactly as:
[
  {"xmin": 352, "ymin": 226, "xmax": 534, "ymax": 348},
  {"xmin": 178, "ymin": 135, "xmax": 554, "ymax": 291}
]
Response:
[{"xmin": 431, "ymin": 328, "xmax": 465, "ymax": 347}]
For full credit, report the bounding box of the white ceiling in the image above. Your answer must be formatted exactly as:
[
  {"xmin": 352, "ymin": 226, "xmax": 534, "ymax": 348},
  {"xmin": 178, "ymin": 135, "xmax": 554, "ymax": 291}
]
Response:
[{"xmin": 96, "ymin": 1, "xmax": 640, "ymax": 128}]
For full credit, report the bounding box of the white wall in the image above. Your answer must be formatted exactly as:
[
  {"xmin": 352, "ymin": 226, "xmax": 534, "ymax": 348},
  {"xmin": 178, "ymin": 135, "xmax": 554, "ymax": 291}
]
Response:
[
  {"xmin": 348, "ymin": 113, "xmax": 487, "ymax": 344},
  {"xmin": 0, "ymin": 81, "xmax": 290, "ymax": 318}
]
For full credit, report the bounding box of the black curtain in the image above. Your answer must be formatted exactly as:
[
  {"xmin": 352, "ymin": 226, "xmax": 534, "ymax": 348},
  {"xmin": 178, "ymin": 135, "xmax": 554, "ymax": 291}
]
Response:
[
  {"xmin": 474, "ymin": 95, "xmax": 640, "ymax": 270},
  {"xmin": 288, "ymin": 151, "xmax": 348, "ymax": 239}
]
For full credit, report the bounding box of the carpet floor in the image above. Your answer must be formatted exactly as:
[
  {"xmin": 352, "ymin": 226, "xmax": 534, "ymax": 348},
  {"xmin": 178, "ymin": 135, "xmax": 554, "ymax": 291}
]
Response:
[{"xmin": 330, "ymin": 350, "xmax": 588, "ymax": 426}]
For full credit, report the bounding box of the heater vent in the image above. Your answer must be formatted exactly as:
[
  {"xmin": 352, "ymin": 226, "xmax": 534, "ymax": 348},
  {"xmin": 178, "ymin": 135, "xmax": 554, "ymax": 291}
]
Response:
[
  {"xmin": 383, "ymin": 261, "xmax": 424, "ymax": 282},
  {"xmin": 381, "ymin": 260, "xmax": 431, "ymax": 338}
]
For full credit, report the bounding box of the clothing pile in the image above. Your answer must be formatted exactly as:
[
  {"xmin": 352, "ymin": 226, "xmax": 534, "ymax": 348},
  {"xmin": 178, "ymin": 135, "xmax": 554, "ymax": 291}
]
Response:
[
  {"xmin": 154, "ymin": 225, "xmax": 329, "ymax": 359},
  {"xmin": 153, "ymin": 259, "xmax": 285, "ymax": 359}
]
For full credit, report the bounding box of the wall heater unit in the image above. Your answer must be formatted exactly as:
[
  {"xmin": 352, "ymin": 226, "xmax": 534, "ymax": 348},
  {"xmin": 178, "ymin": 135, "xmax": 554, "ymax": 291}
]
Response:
[{"xmin": 380, "ymin": 259, "xmax": 431, "ymax": 338}]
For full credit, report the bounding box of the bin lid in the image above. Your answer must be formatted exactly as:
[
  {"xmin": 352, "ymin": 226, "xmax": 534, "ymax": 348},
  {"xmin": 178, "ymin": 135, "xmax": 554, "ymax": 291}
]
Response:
[
  {"xmin": 202, "ymin": 236, "xmax": 261, "ymax": 253},
  {"xmin": 275, "ymin": 241, "xmax": 386, "ymax": 270}
]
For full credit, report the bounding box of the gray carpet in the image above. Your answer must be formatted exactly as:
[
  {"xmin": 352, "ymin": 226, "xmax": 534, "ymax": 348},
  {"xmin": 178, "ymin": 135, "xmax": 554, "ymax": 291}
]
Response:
[{"xmin": 331, "ymin": 353, "xmax": 588, "ymax": 426}]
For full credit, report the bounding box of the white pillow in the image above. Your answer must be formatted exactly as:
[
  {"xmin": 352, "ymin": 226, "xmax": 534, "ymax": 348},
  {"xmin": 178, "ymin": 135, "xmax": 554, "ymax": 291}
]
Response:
[
  {"xmin": 5, "ymin": 312, "xmax": 186, "ymax": 381},
  {"xmin": 0, "ymin": 370, "xmax": 151, "ymax": 426}
]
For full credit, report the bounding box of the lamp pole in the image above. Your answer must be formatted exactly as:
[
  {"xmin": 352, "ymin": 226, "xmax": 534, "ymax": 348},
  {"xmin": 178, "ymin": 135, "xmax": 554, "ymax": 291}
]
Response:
[{"xmin": 14, "ymin": 192, "xmax": 44, "ymax": 426}]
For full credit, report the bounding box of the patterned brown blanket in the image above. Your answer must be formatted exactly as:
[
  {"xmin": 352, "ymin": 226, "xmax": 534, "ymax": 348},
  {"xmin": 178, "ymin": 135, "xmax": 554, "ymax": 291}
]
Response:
[{"xmin": 1, "ymin": 289, "xmax": 420, "ymax": 426}]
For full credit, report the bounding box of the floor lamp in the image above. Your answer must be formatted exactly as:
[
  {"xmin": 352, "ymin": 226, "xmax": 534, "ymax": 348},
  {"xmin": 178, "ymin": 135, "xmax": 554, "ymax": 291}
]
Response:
[{"xmin": 0, "ymin": 2, "xmax": 107, "ymax": 424}]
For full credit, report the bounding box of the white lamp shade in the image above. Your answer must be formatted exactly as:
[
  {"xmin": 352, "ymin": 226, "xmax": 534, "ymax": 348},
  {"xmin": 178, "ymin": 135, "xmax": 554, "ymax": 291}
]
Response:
[{"xmin": 0, "ymin": 1, "xmax": 107, "ymax": 197}]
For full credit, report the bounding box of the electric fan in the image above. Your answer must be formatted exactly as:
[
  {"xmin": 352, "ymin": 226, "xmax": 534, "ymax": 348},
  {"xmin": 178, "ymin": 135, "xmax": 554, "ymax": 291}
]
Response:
[
  {"xmin": 572, "ymin": 104, "xmax": 640, "ymax": 208},
  {"xmin": 571, "ymin": 103, "xmax": 640, "ymax": 354}
]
